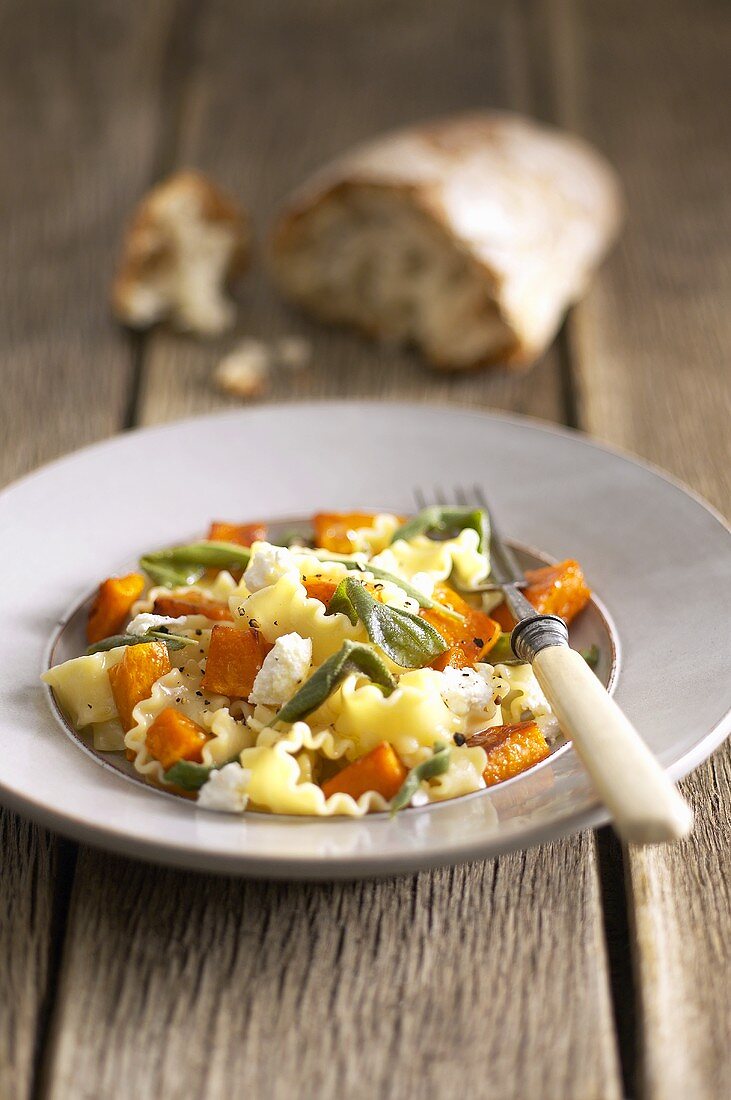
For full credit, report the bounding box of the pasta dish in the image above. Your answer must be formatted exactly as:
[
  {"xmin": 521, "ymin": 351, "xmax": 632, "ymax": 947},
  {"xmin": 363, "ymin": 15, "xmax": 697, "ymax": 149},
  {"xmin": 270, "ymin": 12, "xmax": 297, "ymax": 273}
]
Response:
[{"xmin": 43, "ymin": 508, "xmax": 591, "ymax": 816}]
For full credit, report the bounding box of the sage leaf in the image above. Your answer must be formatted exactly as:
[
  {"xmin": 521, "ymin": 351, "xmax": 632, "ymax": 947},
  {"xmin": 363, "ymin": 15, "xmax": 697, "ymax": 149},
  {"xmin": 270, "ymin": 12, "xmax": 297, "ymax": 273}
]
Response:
[
  {"xmin": 141, "ymin": 540, "xmax": 252, "ymax": 587},
  {"xmin": 390, "ymin": 506, "xmax": 490, "ymax": 556},
  {"xmin": 327, "ymin": 578, "xmax": 359, "ymax": 626},
  {"xmin": 328, "ymin": 578, "xmax": 447, "ymax": 668},
  {"xmin": 163, "ymin": 760, "xmax": 214, "ymax": 791},
  {"xmin": 85, "ymin": 631, "xmax": 197, "ymax": 656},
  {"xmin": 390, "ymin": 742, "xmax": 451, "ymax": 814},
  {"xmin": 309, "ymin": 553, "xmax": 463, "ymax": 619},
  {"xmin": 486, "ymin": 631, "xmax": 516, "ymax": 664},
  {"xmin": 140, "ymin": 558, "xmax": 204, "ymax": 588},
  {"xmin": 270, "ymin": 640, "xmax": 397, "ymax": 727},
  {"xmin": 579, "ymin": 644, "xmax": 600, "ymax": 671},
  {"xmin": 278, "ymin": 531, "xmax": 311, "ymax": 548}
]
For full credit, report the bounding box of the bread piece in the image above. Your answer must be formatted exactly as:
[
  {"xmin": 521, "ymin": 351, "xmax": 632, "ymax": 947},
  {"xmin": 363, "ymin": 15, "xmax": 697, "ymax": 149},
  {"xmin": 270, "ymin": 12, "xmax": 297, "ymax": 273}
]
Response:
[
  {"xmin": 213, "ymin": 341, "xmax": 271, "ymax": 399},
  {"xmin": 270, "ymin": 112, "xmax": 622, "ymax": 369},
  {"xmin": 113, "ymin": 170, "xmax": 250, "ymax": 336}
]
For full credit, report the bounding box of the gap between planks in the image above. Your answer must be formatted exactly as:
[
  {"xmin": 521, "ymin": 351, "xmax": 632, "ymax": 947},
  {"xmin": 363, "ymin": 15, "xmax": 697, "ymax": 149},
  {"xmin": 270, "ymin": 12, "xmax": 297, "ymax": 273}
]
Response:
[
  {"xmin": 28, "ymin": 2, "xmax": 633, "ymax": 1098},
  {"xmin": 42, "ymin": 2, "xmax": 623, "ymax": 1099},
  {"xmin": 549, "ymin": 1, "xmax": 731, "ymax": 1098},
  {"xmin": 0, "ymin": 1, "xmax": 201, "ymax": 1098}
]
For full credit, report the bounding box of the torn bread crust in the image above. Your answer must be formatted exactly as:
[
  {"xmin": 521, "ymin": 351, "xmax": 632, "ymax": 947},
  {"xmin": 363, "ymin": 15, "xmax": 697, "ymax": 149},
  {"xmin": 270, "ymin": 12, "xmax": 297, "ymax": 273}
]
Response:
[
  {"xmin": 214, "ymin": 341, "xmax": 271, "ymax": 399},
  {"xmin": 113, "ymin": 169, "xmax": 250, "ymax": 337},
  {"xmin": 270, "ymin": 112, "xmax": 623, "ymax": 369}
]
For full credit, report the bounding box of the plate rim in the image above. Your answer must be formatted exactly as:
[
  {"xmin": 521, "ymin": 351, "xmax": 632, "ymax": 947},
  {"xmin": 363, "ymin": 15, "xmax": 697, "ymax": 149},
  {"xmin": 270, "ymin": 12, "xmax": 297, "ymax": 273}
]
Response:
[
  {"xmin": 2, "ymin": 400, "xmax": 730, "ymax": 877},
  {"xmin": 3, "ymin": 397, "xmax": 730, "ymax": 539}
]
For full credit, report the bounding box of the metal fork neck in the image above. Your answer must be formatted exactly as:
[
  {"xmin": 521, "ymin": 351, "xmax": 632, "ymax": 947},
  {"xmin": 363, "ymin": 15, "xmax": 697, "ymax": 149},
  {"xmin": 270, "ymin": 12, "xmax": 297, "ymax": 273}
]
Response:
[
  {"xmin": 503, "ymin": 584, "xmax": 539, "ymax": 624},
  {"xmin": 511, "ymin": 612, "xmax": 569, "ymax": 662}
]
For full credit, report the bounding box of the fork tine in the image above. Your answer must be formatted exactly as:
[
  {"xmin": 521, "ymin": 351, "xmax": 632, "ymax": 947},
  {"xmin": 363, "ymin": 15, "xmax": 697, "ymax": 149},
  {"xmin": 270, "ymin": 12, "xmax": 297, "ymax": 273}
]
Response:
[
  {"xmin": 413, "ymin": 484, "xmax": 525, "ymax": 590},
  {"xmin": 472, "ymin": 483, "xmax": 488, "ymax": 509},
  {"xmin": 477, "ymin": 490, "xmax": 524, "ymax": 585},
  {"xmin": 455, "ymin": 483, "xmax": 526, "ymax": 588}
]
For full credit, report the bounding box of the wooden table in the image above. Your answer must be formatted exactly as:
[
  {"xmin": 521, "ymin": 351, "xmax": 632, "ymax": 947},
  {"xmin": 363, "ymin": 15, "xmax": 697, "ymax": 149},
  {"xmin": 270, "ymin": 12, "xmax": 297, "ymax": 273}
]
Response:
[{"xmin": 1, "ymin": 2, "xmax": 729, "ymax": 1097}]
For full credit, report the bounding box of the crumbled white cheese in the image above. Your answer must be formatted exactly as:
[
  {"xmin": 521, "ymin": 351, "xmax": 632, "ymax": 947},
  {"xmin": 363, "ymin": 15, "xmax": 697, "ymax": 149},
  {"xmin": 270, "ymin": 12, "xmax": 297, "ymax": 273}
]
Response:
[
  {"xmin": 249, "ymin": 632, "xmax": 313, "ymax": 706},
  {"xmin": 439, "ymin": 666, "xmax": 495, "ymax": 718},
  {"xmin": 410, "ymin": 789, "xmax": 431, "ymax": 808},
  {"xmin": 409, "ymin": 571, "xmax": 436, "ymax": 599},
  {"xmin": 197, "ymin": 762, "xmax": 251, "ymax": 813},
  {"xmin": 243, "ymin": 542, "xmax": 298, "ymax": 592},
  {"xmin": 126, "ymin": 613, "xmax": 187, "ymax": 636}
]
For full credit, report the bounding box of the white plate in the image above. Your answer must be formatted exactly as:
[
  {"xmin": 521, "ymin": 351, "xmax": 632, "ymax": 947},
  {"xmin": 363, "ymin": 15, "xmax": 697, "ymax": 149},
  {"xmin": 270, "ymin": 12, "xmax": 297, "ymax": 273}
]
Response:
[{"xmin": 1, "ymin": 402, "xmax": 729, "ymax": 879}]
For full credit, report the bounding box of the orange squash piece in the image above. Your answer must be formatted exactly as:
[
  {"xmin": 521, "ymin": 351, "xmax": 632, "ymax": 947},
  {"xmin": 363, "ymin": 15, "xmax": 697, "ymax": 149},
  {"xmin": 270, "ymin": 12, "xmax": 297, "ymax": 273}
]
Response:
[
  {"xmin": 108, "ymin": 641, "xmax": 171, "ymax": 731},
  {"xmin": 201, "ymin": 625, "xmax": 270, "ymax": 698},
  {"xmin": 304, "ymin": 577, "xmax": 409, "ymax": 609},
  {"xmin": 303, "ymin": 579, "xmax": 339, "ymax": 605},
  {"xmin": 152, "ymin": 595, "xmax": 233, "ymax": 621},
  {"xmin": 492, "ymin": 560, "xmax": 591, "ymax": 630},
  {"xmin": 87, "ymin": 573, "xmax": 146, "ymax": 644},
  {"xmin": 313, "ymin": 512, "xmax": 387, "ymax": 554},
  {"xmin": 207, "ymin": 521, "xmax": 267, "ymax": 546},
  {"xmin": 145, "ymin": 707, "xmax": 210, "ymax": 771},
  {"xmin": 422, "ymin": 583, "xmax": 500, "ymax": 670},
  {"xmin": 481, "ymin": 721, "xmax": 550, "ymax": 786},
  {"xmin": 322, "ymin": 742, "xmax": 408, "ymax": 801}
]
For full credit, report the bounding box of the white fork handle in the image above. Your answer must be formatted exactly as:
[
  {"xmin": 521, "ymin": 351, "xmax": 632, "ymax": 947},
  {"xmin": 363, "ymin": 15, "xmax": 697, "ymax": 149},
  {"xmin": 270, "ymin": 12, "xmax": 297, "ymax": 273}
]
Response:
[{"xmin": 533, "ymin": 646, "xmax": 693, "ymax": 844}]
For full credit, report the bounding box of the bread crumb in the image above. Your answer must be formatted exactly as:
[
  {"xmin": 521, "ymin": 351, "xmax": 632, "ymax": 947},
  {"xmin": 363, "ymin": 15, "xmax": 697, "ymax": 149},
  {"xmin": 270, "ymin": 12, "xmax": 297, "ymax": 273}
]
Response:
[
  {"xmin": 276, "ymin": 336, "xmax": 311, "ymax": 370},
  {"xmin": 214, "ymin": 340, "xmax": 271, "ymax": 399},
  {"xmin": 113, "ymin": 169, "xmax": 250, "ymax": 337}
]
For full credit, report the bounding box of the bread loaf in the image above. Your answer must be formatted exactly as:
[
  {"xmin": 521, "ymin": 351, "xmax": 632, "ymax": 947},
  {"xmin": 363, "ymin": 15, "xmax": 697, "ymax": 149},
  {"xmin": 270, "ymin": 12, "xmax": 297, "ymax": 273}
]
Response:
[
  {"xmin": 113, "ymin": 170, "xmax": 250, "ymax": 336},
  {"xmin": 271, "ymin": 112, "xmax": 622, "ymax": 369}
]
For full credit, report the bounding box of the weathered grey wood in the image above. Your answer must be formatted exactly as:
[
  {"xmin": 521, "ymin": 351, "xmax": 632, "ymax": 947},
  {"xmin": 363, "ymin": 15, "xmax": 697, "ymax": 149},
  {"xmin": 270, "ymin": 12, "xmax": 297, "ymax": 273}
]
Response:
[
  {"xmin": 552, "ymin": 1, "xmax": 731, "ymax": 1097},
  {"xmin": 0, "ymin": 2, "xmax": 186, "ymax": 1097},
  {"xmin": 48, "ymin": 840, "xmax": 618, "ymax": 1100},
  {"xmin": 138, "ymin": 326, "xmax": 566, "ymax": 426},
  {"xmin": 42, "ymin": 4, "xmax": 621, "ymax": 1099},
  {"xmin": 0, "ymin": 0, "xmax": 179, "ymax": 481},
  {"xmin": 137, "ymin": 0, "xmax": 565, "ymax": 427},
  {"xmin": 0, "ymin": 818, "xmax": 58, "ymax": 1100}
]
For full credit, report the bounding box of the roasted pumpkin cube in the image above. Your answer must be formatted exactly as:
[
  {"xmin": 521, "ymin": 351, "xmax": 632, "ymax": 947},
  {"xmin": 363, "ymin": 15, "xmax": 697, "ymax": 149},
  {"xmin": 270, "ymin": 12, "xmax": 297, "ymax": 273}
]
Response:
[
  {"xmin": 422, "ymin": 584, "xmax": 500, "ymax": 669},
  {"xmin": 207, "ymin": 521, "xmax": 268, "ymax": 546},
  {"xmin": 322, "ymin": 741, "xmax": 408, "ymax": 801},
  {"xmin": 152, "ymin": 595, "xmax": 233, "ymax": 621},
  {"xmin": 108, "ymin": 641, "xmax": 171, "ymax": 731},
  {"xmin": 303, "ymin": 579, "xmax": 339, "ymax": 605},
  {"xmin": 430, "ymin": 615, "xmax": 501, "ymax": 670},
  {"xmin": 432, "ymin": 582, "xmax": 475, "ymax": 618},
  {"xmin": 481, "ymin": 721, "xmax": 550, "ymax": 786},
  {"xmin": 146, "ymin": 707, "xmax": 210, "ymax": 771},
  {"xmin": 87, "ymin": 573, "xmax": 146, "ymax": 644},
  {"xmin": 524, "ymin": 560, "xmax": 591, "ymax": 623},
  {"xmin": 313, "ymin": 512, "xmax": 383, "ymax": 554},
  {"xmin": 493, "ymin": 560, "xmax": 591, "ymax": 630},
  {"xmin": 201, "ymin": 625, "xmax": 270, "ymax": 698}
]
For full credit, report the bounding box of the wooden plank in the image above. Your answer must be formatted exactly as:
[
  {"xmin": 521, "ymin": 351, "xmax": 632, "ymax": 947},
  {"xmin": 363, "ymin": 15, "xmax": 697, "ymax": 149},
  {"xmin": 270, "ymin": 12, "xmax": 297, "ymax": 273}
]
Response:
[
  {"xmin": 43, "ymin": 3, "xmax": 621, "ymax": 1099},
  {"xmin": 0, "ymin": 0, "xmax": 179, "ymax": 481},
  {"xmin": 136, "ymin": 0, "xmax": 565, "ymax": 427},
  {"xmin": 137, "ymin": 327, "xmax": 566, "ymax": 426},
  {"xmin": 0, "ymin": 818, "xmax": 59, "ymax": 1100},
  {"xmin": 0, "ymin": 2, "xmax": 185, "ymax": 1096},
  {"xmin": 551, "ymin": 1, "xmax": 731, "ymax": 1096},
  {"xmin": 48, "ymin": 840, "xmax": 618, "ymax": 1100}
]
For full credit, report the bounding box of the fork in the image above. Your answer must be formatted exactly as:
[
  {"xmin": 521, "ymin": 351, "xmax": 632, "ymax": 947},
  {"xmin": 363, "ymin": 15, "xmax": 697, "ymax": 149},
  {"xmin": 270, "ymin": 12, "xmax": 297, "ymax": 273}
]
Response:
[{"xmin": 416, "ymin": 486, "xmax": 693, "ymax": 844}]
